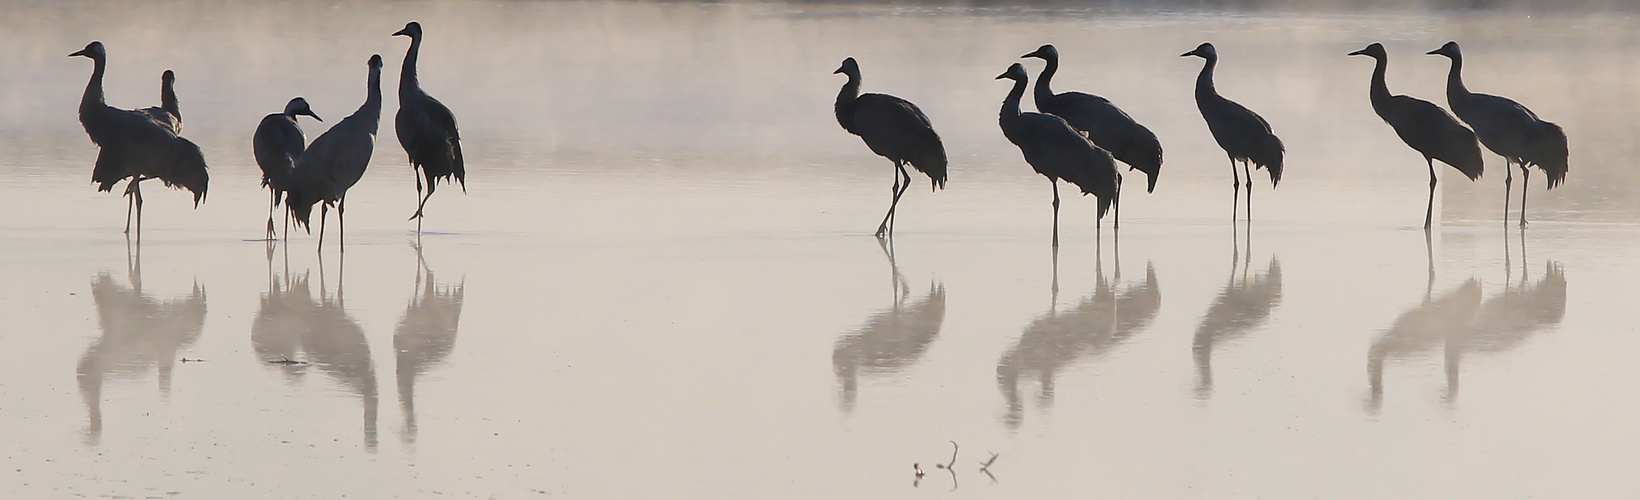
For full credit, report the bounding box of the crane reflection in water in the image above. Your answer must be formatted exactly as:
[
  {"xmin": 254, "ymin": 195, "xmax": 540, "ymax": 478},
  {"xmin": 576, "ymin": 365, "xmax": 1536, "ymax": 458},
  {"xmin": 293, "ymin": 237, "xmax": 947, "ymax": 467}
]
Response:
[
  {"xmin": 253, "ymin": 263, "xmax": 378, "ymax": 450},
  {"xmin": 394, "ymin": 247, "xmax": 464, "ymax": 445},
  {"xmin": 832, "ymin": 241, "xmax": 945, "ymax": 414},
  {"xmin": 1192, "ymin": 232, "xmax": 1282, "ymax": 400}
]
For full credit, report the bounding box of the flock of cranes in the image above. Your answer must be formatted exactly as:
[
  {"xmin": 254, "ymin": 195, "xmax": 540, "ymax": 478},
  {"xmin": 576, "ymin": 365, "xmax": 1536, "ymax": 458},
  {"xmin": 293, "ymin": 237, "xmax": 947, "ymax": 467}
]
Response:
[
  {"xmin": 836, "ymin": 41, "xmax": 1569, "ymax": 240},
  {"xmin": 70, "ymin": 21, "xmax": 465, "ymax": 249}
]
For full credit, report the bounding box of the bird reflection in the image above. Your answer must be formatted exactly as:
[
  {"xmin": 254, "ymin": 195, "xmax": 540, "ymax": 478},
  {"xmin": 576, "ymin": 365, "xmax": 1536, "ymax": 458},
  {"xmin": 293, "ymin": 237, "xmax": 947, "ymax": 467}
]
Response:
[
  {"xmin": 998, "ymin": 248, "xmax": 1160, "ymax": 429},
  {"xmin": 1366, "ymin": 279, "xmax": 1482, "ymax": 413},
  {"xmin": 395, "ymin": 247, "xmax": 464, "ymax": 445},
  {"xmin": 252, "ymin": 266, "xmax": 378, "ymax": 450},
  {"xmin": 1192, "ymin": 236, "xmax": 1282, "ymax": 400},
  {"xmin": 77, "ymin": 249, "xmax": 206, "ymax": 446},
  {"xmin": 832, "ymin": 241, "xmax": 946, "ymax": 414}
]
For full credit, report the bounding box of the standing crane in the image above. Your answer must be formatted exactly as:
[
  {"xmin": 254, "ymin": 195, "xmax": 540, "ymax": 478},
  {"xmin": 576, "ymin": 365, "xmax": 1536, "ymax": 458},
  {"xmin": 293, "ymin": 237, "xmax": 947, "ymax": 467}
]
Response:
[
  {"xmin": 1182, "ymin": 43, "xmax": 1284, "ymax": 221},
  {"xmin": 286, "ymin": 55, "xmax": 383, "ymax": 252},
  {"xmin": 833, "ymin": 57, "xmax": 948, "ymax": 238},
  {"xmin": 1348, "ymin": 43, "xmax": 1484, "ymax": 229},
  {"xmin": 995, "ymin": 63, "xmax": 1119, "ymax": 247},
  {"xmin": 393, "ymin": 21, "xmax": 465, "ymax": 235},
  {"xmin": 254, "ymin": 97, "xmax": 322, "ymax": 240}
]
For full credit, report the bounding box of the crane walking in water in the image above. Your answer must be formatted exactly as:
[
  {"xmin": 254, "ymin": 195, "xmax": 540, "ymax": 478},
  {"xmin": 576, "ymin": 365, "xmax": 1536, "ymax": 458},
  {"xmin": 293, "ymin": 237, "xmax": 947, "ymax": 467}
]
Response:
[
  {"xmin": 71, "ymin": 41, "xmax": 209, "ymax": 236},
  {"xmin": 1427, "ymin": 41, "xmax": 1567, "ymax": 227},
  {"xmin": 393, "ymin": 21, "xmax": 466, "ymax": 235},
  {"xmin": 996, "ymin": 63, "xmax": 1119, "ymax": 247},
  {"xmin": 1348, "ymin": 43, "xmax": 1483, "ymax": 229},
  {"xmin": 1182, "ymin": 43, "xmax": 1284, "ymax": 222},
  {"xmin": 255, "ymin": 97, "xmax": 322, "ymax": 241},
  {"xmin": 1021, "ymin": 44, "xmax": 1162, "ymax": 228},
  {"xmin": 286, "ymin": 55, "xmax": 383, "ymax": 252},
  {"xmin": 833, "ymin": 57, "xmax": 948, "ymax": 238}
]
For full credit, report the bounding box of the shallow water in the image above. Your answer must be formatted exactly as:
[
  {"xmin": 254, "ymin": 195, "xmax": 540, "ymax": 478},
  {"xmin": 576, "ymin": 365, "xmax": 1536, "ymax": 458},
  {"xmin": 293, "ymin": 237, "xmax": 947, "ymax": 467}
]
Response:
[{"xmin": 3, "ymin": 0, "xmax": 1639, "ymax": 498}]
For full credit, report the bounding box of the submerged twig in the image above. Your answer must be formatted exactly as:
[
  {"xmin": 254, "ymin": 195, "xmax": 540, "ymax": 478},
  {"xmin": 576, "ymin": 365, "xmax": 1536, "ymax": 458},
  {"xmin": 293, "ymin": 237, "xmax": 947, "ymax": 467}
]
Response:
[
  {"xmin": 935, "ymin": 440, "xmax": 959, "ymax": 469},
  {"xmin": 267, "ymin": 355, "xmax": 308, "ymax": 365},
  {"xmin": 979, "ymin": 452, "xmax": 999, "ymax": 470},
  {"xmin": 179, "ymin": 358, "xmax": 205, "ymax": 363}
]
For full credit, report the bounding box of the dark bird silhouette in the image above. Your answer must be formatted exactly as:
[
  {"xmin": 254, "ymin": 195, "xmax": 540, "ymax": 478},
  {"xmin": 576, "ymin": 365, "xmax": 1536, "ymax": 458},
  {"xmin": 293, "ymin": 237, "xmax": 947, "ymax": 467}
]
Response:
[
  {"xmin": 1022, "ymin": 44, "xmax": 1163, "ymax": 227},
  {"xmin": 71, "ymin": 42, "xmax": 209, "ymax": 236},
  {"xmin": 138, "ymin": 70, "xmax": 181, "ymax": 135},
  {"xmin": 1182, "ymin": 43, "xmax": 1284, "ymax": 221},
  {"xmin": 833, "ymin": 57, "xmax": 948, "ymax": 238},
  {"xmin": 996, "ymin": 63, "xmax": 1119, "ymax": 247},
  {"xmin": 395, "ymin": 247, "xmax": 463, "ymax": 444},
  {"xmin": 1192, "ymin": 247, "xmax": 1282, "ymax": 400},
  {"xmin": 1348, "ymin": 43, "xmax": 1484, "ymax": 229},
  {"xmin": 78, "ymin": 261, "xmax": 206, "ymax": 446},
  {"xmin": 393, "ymin": 21, "xmax": 466, "ymax": 234},
  {"xmin": 1365, "ymin": 279, "xmax": 1481, "ymax": 413},
  {"xmin": 1428, "ymin": 41, "xmax": 1568, "ymax": 227},
  {"xmin": 286, "ymin": 55, "xmax": 383, "ymax": 251},
  {"xmin": 254, "ymin": 97, "xmax": 322, "ymax": 241},
  {"xmin": 997, "ymin": 259, "xmax": 1159, "ymax": 429}
]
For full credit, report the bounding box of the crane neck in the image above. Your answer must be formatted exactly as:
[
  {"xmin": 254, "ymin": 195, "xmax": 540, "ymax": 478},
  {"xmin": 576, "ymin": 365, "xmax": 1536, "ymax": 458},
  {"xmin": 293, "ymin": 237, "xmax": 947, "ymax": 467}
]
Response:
[
  {"xmin": 1368, "ymin": 55, "xmax": 1392, "ymax": 104},
  {"xmin": 161, "ymin": 77, "xmax": 179, "ymax": 119},
  {"xmin": 361, "ymin": 64, "xmax": 383, "ymax": 132},
  {"xmin": 1033, "ymin": 56, "xmax": 1057, "ymax": 106},
  {"xmin": 1001, "ymin": 76, "xmax": 1027, "ymax": 120},
  {"xmin": 1443, "ymin": 55, "xmax": 1467, "ymax": 98},
  {"xmin": 81, "ymin": 55, "xmax": 106, "ymax": 110},
  {"xmin": 1194, "ymin": 56, "xmax": 1218, "ymax": 99},
  {"xmin": 835, "ymin": 73, "xmax": 860, "ymax": 132},
  {"xmin": 399, "ymin": 35, "xmax": 421, "ymax": 95}
]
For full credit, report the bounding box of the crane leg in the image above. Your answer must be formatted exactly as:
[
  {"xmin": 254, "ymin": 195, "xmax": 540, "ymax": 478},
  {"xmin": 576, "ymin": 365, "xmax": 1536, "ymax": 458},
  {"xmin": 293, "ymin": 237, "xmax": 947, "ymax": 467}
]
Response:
[
  {"xmin": 132, "ymin": 181, "xmax": 144, "ymax": 240},
  {"xmin": 1243, "ymin": 161, "xmax": 1253, "ymax": 222},
  {"xmin": 267, "ymin": 189, "xmax": 279, "ymax": 240},
  {"xmin": 339, "ymin": 195, "xmax": 347, "ymax": 252},
  {"xmin": 875, "ymin": 161, "xmax": 906, "ymax": 238},
  {"xmin": 1113, "ymin": 176, "xmax": 1122, "ymax": 230},
  {"xmin": 893, "ymin": 165, "xmax": 910, "ymax": 235},
  {"xmin": 1229, "ymin": 157, "xmax": 1240, "ymax": 222},
  {"xmin": 1051, "ymin": 179, "xmax": 1061, "ymax": 248},
  {"xmin": 1425, "ymin": 157, "xmax": 1438, "ymax": 229},
  {"xmin": 318, "ymin": 203, "xmax": 328, "ymax": 253},
  {"xmin": 1515, "ymin": 164, "xmax": 1528, "ymax": 226},
  {"xmin": 1502, "ymin": 160, "xmax": 1513, "ymax": 226}
]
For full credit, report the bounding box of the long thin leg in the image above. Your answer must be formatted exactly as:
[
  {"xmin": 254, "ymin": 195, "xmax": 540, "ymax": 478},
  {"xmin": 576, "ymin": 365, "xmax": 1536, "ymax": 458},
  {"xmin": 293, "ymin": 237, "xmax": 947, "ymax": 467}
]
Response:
[
  {"xmin": 1229, "ymin": 157, "xmax": 1240, "ymax": 222},
  {"xmin": 1502, "ymin": 159, "xmax": 1513, "ymax": 226},
  {"xmin": 133, "ymin": 181, "xmax": 144, "ymax": 242},
  {"xmin": 1113, "ymin": 175, "xmax": 1122, "ymax": 230},
  {"xmin": 412, "ymin": 175, "xmax": 436, "ymax": 233},
  {"xmin": 318, "ymin": 203, "xmax": 329, "ymax": 252},
  {"xmin": 875, "ymin": 161, "xmax": 905, "ymax": 238},
  {"xmin": 267, "ymin": 189, "xmax": 279, "ymax": 240},
  {"xmin": 1051, "ymin": 179, "xmax": 1061, "ymax": 248},
  {"xmin": 339, "ymin": 194, "xmax": 347, "ymax": 252},
  {"xmin": 1515, "ymin": 164, "xmax": 1528, "ymax": 226},
  {"xmin": 1425, "ymin": 157, "xmax": 1438, "ymax": 229},
  {"xmin": 1243, "ymin": 161, "xmax": 1253, "ymax": 222},
  {"xmin": 123, "ymin": 179, "xmax": 137, "ymax": 234},
  {"xmin": 283, "ymin": 200, "xmax": 291, "ymax": 246},
  {"xmin": 888, "ymin": 163, "xmax": 911, "ymax": 237}
]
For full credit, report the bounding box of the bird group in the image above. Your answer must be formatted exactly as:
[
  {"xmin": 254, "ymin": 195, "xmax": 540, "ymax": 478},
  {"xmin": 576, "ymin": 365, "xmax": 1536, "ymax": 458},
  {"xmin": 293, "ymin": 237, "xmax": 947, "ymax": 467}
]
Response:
[
  {"xmin": 71, "ymin": 21, "xmax": 466, "ymax": 249},
  {"xmin": 835, "ymin": 41, "xmax": 1568, "ymax": 242}
]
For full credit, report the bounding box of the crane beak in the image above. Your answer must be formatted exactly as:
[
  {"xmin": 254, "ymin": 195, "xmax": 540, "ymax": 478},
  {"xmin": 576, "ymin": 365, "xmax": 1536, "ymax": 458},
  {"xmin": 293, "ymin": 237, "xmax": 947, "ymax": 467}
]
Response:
[
  {"xmin": 68, "ymin": 49, "xmax": 89, "ymax": 57},
  {"xmin": 995, "ymin": 72, "xmax": 1009, "ymax": 80},
  {"xmin": 1347, "ymin": 49, "xmax": 1366, "ymax": 56},
  {"xmin": 306, "ymin": 111, "xmax": 324, "ymax": 122},
  {"xmin": 1179, "ymin": 51, "xmax": 1195, "ymax": 57},
  {"xmin": 1425, "ymin": 49, "xmax": 1442, "ymax": 55},
  {"xmin": 1021, "ymin": 50, "xmax": 1042, "ymax": 59},
  {"xmin": 392, "ymin": 28, "xmax": 411, "ymax": 37}
]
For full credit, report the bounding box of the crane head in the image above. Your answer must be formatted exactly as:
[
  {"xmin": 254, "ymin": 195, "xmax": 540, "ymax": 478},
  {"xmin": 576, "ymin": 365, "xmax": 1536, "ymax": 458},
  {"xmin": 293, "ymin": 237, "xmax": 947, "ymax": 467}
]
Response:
[
  {"xmin": 68, "ymin": 41, "xmax": 105, "ymax": 59},
  {"xmin": 369, "ymin": 54, "xmax": 384, "ymax": 69},
  {"xmin": 1021, "ymin": 44, "xmax": 1058, "ymax": 61},
  {"xmin": 1427, "ymin": 41, "xmax": 1461, "ymax": 59},
  {"xmin": 393, "ymin": 21, "xmax": 423, "ymax": 38},
  {"xmin": 995, "ymin": 63, "xmax": 1027, "ymax": 81},
  {"xmin": 1180, "ymin": 42, "xmax": 1216, "ymax": 59},
  {"xmin": 161, "ymin": 69, "xmax": 176, "ymax": 83},
  {"xmin": 833, "ymin": 57, "xmax": 859, "ymax": 78},
  {"xmin": 1347, "ymin": 43, "xmax": 1386, "ymax": 59},
  {"xmin": 285, "ymin": 97, "xmax": 322, "ymax": 122}
]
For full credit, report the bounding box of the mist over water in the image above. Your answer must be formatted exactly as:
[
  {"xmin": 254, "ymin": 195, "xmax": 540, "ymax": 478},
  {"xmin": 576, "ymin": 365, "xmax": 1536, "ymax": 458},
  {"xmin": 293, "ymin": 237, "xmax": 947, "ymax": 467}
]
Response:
[{"xmin": 2, "ymin": 1, "xmax": 1638, "ymax": 498}]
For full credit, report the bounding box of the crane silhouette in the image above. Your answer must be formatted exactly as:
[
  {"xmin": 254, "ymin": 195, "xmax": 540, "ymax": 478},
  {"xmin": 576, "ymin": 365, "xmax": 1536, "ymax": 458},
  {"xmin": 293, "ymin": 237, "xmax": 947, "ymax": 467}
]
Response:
[
  {"xmin": 996, "ymin": 63, "xmax": 1118, "ymax": 247},
  {"xmin": 138, "ymin": 70, "xmax": 181, "ymax": 135},
  {"xmin": 833, "ymin": 57, "xmax": 948, "ymax": 238},
  {"xmin": 1348, "ymin": 43, "xmax": 1484, "ymax": 229},
  {"xmin": 1182, "ymin": 43, "xmax": 1284, "ymax": 222},
  {"xmin": 254, "ymin": 97, "xmax": 322, "ymax": 241},
  {"xmin": 1428, "ymin": 41, "xmax": 1568, "ymax": 227},
  {"xmin": 286, "ymin": 55, "xmax": 383, "ymax": 252},
  {"xmin": 394, "ymin": 21, "xmax": 466, "ymax": 234},
  {"xmin": 71, "ymin": 42, "xmax": 208, "ymax": 236},
  {"xmin": 1022, "ymin": 44, "xmax": 1162, "ymax": 228}
]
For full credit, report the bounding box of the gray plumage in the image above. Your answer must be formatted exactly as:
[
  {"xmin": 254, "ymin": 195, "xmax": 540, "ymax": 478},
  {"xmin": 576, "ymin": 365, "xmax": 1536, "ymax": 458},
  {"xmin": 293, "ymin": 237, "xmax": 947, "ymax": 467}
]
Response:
[
  {"xmin": 1022, "ymin": 44, "xmax": 1163, "ymax": 195},
  {"xmin": 393, "ymin": 21, "xmax": 465, "ymax": 231},
  {"xmin": 833, "ymin": 57, "xmax": 948, "ymax": 238},
  {"xmin": 1349, "ymin": 43, "xmax": 1484, "ymax": 229},
  {"xmin": 254, "ymin": 97, "xmax": 321, "ymax": 239},
  {"xmin": 286, "ymin": 55, "xmax": 383, "ymax": 250},
  {"xmin": 71, "ymin": 41, "xmax": 208, "ymax": 235},
  {"xmin": 995, "ymin": 63, "xmax": 1119, "ymax": 246},
  {"xmin": 139, "ymin": 70, "xmax": 181, "ymax": 135},
  {"xmin": 1428, "ymin": 41, "xmax": 1568, "ymax": 227},
  {"xmin": 1183, "ymin": 43, "xmax": 1283, "ymax": 221}
]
